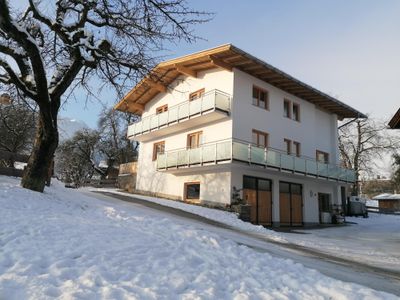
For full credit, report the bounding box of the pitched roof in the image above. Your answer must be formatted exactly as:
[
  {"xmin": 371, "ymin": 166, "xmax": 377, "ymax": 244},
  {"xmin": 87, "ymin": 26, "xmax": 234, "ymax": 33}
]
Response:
[
  {"xmin": 373, "ymin": 193, "xmax": 400, "ymax": 200},
  {"xmin": 388, "ymin": 108, "xmax": 400, "ymax": 129},
  {"xmin": 115, "ymin": 44, "xmax": 366, "ymax": 119}
]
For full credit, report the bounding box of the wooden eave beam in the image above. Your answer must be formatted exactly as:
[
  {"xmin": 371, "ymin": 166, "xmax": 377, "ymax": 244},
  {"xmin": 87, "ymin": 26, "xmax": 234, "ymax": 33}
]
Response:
[
  {"xmin": 175, "ymin": 64, "xmax": 197, "ymax": 78},
  {"xmin": 209, "ymin": 55, "xmax": 232, "ymax": 71},
  {"xmin": 146, "ymin": 79, "xmax": 167, "ymax": 93},
  {"xmin": 127, "ymin": 102, "xmax": 144, "ymax": 112}
]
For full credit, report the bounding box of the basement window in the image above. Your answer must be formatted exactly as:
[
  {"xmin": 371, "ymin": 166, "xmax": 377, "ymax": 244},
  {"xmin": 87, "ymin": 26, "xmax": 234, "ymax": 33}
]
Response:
[{"xmin": 185, "ymin": 182, "xmax": 200, "ymax": 200}]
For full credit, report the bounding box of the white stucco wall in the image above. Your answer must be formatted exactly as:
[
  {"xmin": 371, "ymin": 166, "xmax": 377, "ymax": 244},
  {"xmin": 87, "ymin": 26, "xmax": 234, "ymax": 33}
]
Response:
[
  {"xmin": 142, "ymin": 68, "xmax": 234, "ymax": 118},
  {"xmin": 132, "ymin": 65, "xmax": 346, "ymax": 222},
  {"xmin": 135, "ymin": 68, "xmax": 234, "ymax": 204},
  {"xmin": 232, "ymin": 69, "xmax": 339, "ymax": 162}
]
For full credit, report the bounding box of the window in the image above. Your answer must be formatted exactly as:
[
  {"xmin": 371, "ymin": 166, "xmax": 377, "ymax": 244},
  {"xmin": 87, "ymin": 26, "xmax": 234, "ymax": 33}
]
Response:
[
  {"xmin": 189, "ymin": 88, "xmax": 205, "ymax": 101},
  {"xmin": 293, "ymin": 141, "xmax": 301, "ymax": 157},
  {"xmin": 316, "ymin": 150, "xmax": 329, "ymax": 163},
  {"xmin": 252, "ymin": 86, "xmax": 269, "ymax": 110},
  {"xmin": 185, "ymin": 182, "xmax": 200, "ymax": 200},
  {"xmin": 284, "ymin": 139, "xmax": 291, "ymax": 155},
  {"xmin": 252, "ymin": 129, "xmax": 268, "ymax": 148},
  {"xmin": 292, "ymin": 103, "xmax": 300, "ymax": 121},
  {"xmin": 318, "ymin": 193, "xmax": 331, "ymax": 212},
  {"xmin": 284, "ymin": 99, "xmax": 291, "ymax": 118},
  {"xmin": 156, "ymin": 104, "xmax": 168, "ymax": 114},
  {"xmin": 152, "ymin": 141, "xmax": 165, "ymax": 161},
  {"xmin": 187, "ymin": 131, "xmax": 203, "ymax": 149}
]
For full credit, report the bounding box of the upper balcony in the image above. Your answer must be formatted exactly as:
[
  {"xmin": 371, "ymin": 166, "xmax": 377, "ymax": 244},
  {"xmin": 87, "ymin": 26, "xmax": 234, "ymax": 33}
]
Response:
[
  {"xmin": 127, "ymin": 90, "xmax": 231, "ymax": 142},
  {"xmin": 156, "ymin": 139, "xmax": 356, "ymax": 183}
]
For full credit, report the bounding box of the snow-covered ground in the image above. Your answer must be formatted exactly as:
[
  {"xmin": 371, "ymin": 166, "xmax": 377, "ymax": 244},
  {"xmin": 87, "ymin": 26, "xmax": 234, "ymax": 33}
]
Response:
[
  {"xmin": 0, "ymin": 176, "xmax": 397, "ymax": 299},
  {"xmin": 281, "ymin": 214, "xmax": 400, "ymax": 272},
  {"xmin": 94, "ymin": 188, "xmax": 400, "ymax": 273}
]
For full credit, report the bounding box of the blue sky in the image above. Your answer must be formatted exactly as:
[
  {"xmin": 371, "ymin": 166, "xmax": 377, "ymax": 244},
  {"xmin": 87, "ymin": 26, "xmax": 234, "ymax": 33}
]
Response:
[{"xmin": 10, "ymin": 0, "xmax": 400, "ymax": 128}]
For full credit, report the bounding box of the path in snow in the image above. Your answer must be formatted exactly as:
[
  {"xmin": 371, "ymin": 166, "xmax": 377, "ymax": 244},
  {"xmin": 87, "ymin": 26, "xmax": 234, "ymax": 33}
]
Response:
[{"xmin": 91, "ymin": 190, "xmax": 400, "ymax": 297}]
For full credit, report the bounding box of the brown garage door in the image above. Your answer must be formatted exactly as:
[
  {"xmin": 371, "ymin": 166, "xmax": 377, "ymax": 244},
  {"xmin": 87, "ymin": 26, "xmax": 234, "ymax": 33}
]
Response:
[
  {"xmin": 279, "ymin": 182, "xmax": 303, "ymax": 226},
  {"xmin": 243, "ymin": 176, "xmax": 272, "ymax": 226}
]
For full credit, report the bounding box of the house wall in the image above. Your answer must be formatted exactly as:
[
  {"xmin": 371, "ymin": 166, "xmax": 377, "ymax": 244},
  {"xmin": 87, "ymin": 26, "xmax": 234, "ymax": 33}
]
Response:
[
  {"xmin": 141, "ymin": 68, "xmax": 234, "ymax": 118},
  {"xmin": 230, "ymin": 165, "xmax": 344, "ymax": 224},
  {"xmin": 135, "ymin": 68, "xmax": 234, "ymax": 205},
  {"xmin": 132, "ymin": 66, "xmax": 347, "ymax": 223},
  {"xmin": 232, "ymin": 69, "xmax": 339, "ymax": 163}
]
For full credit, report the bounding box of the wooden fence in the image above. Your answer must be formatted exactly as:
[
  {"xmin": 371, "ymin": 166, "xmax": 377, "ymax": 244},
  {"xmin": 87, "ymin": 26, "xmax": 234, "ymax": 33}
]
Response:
[
  {"xmin": 366, "ymin": 206, "xmax": 400, "ymax": 215},
  {"xmin": 119, "ymin": 162, "xmax": 137, "ymax": 175}
]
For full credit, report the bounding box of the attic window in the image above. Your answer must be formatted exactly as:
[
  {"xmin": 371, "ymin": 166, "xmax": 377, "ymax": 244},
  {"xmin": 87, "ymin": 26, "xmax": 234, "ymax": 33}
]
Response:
[
  {"xmin": 189, "ymin": 88, "xmax": 205, "ymax": 101},
  {"xmin": 252, "ymin": 86, "xmax": 269, "ymax": 110}
]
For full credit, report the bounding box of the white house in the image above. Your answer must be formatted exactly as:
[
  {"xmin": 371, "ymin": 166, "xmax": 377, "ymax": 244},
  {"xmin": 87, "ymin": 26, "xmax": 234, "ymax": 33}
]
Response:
[{"xmin": 115, "ymin": 44, "xmax": 366, "ymax": 226}]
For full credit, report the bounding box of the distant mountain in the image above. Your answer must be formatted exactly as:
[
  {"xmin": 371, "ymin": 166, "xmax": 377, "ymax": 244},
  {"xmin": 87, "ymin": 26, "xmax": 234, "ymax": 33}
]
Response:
[{"xmin": 58, "ymin": 117, "xmax": 89, "ymax": 141}]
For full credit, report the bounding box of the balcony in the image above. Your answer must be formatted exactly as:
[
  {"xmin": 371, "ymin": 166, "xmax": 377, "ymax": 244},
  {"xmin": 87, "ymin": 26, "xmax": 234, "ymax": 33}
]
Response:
[
  {"xmin": 156, "ymin": 139, "xmax": 356, "ymax": 183},
  {"xmin": 127, "ymin": 90, "xmax": 231, "ymax": 142}
]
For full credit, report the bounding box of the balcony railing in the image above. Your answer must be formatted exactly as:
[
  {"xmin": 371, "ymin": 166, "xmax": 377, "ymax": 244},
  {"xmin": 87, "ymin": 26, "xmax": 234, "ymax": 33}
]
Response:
[
  {"xmin": 127, "ymin": 89, "xmax": 231, "ymax": 138},
  {"xmin": 157, "ymin": 139, "xmax": 356, "ymax": 183}
]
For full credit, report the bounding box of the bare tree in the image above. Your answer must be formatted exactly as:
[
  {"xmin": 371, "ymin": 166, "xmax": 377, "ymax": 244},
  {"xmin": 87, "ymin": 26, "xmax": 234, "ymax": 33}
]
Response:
[
  {"xmin": 339, "ymin": 118, "xmax": 398, "ymax": 195},
  {"xmin": 0, "ymin": 0, "xmax": 208, "ymax": 192},
  {"xmin": 55, "ymin": 128, "xmax": 100, "ymax": 185},
  {"xmin": 392, "ymin": 154, "xmax": 400, "ymax": 192},
  {"xmin": 97, "ymin": 108, "xmax": 137, "ymax": 176},
  {"xmin": 0, "ymin": 89, "xmax": 36, "ymax": 167}
]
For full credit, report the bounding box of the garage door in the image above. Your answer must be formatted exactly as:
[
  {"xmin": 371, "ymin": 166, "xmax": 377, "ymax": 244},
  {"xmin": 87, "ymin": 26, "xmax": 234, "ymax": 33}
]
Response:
[
  {"xmin": 243, "ymin": 176, "xmax": 272, "ymax": 226},
  {"xmin": 279, "ymin": 182, "xmax": 303, "ymax": 226}
]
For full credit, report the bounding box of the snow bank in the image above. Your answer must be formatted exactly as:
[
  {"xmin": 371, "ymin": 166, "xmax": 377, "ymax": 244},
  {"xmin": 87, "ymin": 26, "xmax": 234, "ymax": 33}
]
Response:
[
  {"xmin": 92, "ymin": 188, "xmax": 286, "ymax": 243},
  {"xmin": 0, "ymin": 176, "xmax": 396, "ymax": 299},
  {"xmin": 95, "ymin": 189, "xmax": 400, "ymax": 273}
]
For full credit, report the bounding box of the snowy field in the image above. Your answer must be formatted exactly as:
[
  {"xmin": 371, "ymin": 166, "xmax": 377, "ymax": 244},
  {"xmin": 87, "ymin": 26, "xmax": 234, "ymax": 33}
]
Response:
[
  {"xmin": 0, "ymin": 176, "xmax": 397, "ymax": 299},
  {"xmin": 96, "ymin": 188, "xmax": 400, "ymax": 272}
]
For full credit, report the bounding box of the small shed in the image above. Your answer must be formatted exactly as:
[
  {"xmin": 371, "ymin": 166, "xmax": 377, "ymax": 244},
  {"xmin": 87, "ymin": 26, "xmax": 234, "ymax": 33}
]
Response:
[{"xmin": 373, "ymin": 193, "xmax": 400, "ymax": 212}]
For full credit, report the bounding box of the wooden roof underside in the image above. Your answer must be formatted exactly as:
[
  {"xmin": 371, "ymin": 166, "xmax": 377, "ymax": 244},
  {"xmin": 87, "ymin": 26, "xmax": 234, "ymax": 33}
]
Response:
[
  {"xmin": 389, "ymin": 108, "xmax": 400, "ymax": 129},
  {"xmin": 115, "ymin": 44, "xmax": 366, "ymax": 119}
]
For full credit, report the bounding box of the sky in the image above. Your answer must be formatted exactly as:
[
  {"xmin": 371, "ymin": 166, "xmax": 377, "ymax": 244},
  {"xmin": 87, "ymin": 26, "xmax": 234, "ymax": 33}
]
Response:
[{"xmin": 8, "ymin": 0, "xmax": 400, "ymax": 128}]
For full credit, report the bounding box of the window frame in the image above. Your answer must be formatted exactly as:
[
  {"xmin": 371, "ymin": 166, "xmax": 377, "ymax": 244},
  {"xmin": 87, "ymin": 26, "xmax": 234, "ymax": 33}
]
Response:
[
  {"xmin": 152, "ymin": 141, "xmax": 165, "ymax": 161},
  {"xmin": 316, "ymin": 150, "xmax": 329, "ymax": 164},
  {"xmin": 189, "ymin": 88, "xmax": 205, "ymax": 101},
  {"xmin": 284, "ymin": 139, "xmax": 292, "ymax": 155},
  {"xmin": 292, "ymin": 102, "xmax": 300, "ymax": 122},
  {"xmin": 184, "ymin": 182, "xmax": 200, "ymax": 200},
  {"xmin": 187, "ymin": 131, "xmax": 203, "ymax": 149},
  {"xmin": 293, "ymin": 141, "xmax": 301, "ymax": 157},
  {"xmin": 156, "ymin": 104, "xmax": 168, "ymax": 115},
  {"xmin": 284, "ymin": 99, "xmax": 291, "ymax": 119},
  {"xmin": 252, "ymin": 85, "xmax": 269, "ymax": 110},
  {"xmin": 252, "ymin": 129, "xmax": 269, "ymax": 148}
]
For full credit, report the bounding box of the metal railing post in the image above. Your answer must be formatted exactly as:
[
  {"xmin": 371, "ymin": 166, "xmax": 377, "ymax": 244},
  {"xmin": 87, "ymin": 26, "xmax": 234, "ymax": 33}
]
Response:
[
  {"xmin": 264, "ymin": 147, "xmax": 267, "ymax": 167},
  {"xmin": 214, "ymin": 143, "xmax": 217, "ymax": 164},
  {"xmin": 200, "ymin": 146, "xmax": 203, "ymax": 165}
]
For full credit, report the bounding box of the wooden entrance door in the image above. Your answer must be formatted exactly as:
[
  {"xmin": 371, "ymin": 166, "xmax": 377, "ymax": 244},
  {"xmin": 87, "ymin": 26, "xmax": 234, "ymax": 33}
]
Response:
[
  {"xmin": 279, "ymin": 182, "xmax": 303, "ymax": 226},
  {"xmin": 243, "ymin": 176, "xmax": 272, "ymax": 226}
]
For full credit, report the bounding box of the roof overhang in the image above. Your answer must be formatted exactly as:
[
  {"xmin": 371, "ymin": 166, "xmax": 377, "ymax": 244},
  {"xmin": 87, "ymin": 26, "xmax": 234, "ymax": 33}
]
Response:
[
  {"xmin": 115, "ymin": 44, "xmax": 367, "ymax": 119},
  {"xmin": 389, "ymin": 108, "xmax": 400, "ymax": 129}
]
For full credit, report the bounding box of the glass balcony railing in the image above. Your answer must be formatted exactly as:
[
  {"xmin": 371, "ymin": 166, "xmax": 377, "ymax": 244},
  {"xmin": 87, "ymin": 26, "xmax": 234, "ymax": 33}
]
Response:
[
  {"xmin": 127, "ymin": 89, "xmax": 231, "ymax": 138},
  {"xmin": 157, "ymin": 139, "xmax": 356, "ymax": 183}
]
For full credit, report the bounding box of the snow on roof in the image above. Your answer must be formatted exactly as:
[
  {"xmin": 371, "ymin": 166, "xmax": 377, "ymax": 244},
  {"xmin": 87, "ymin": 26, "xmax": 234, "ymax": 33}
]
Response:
[{"xmin": 373, "ymin": 193, "xmax": 400, "ymax": 200}]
